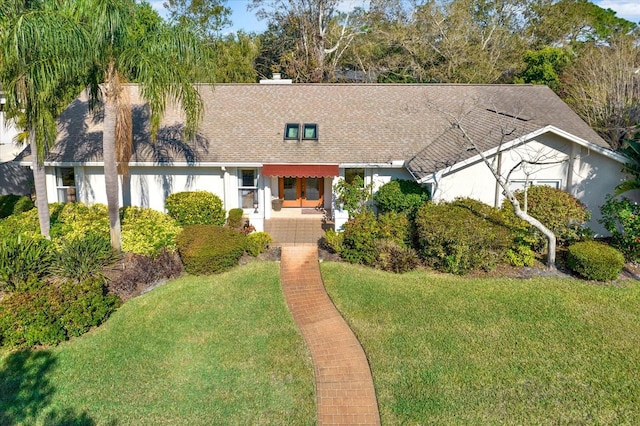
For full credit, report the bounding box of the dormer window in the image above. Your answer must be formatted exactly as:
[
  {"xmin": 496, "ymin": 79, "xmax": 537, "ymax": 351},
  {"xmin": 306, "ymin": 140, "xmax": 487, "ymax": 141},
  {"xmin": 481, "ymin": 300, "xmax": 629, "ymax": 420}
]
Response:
[
  {"xmin": 303, "ymin": 123, "xmax": 318, "ymax": 140},
  {"xmin": 285, "ymin": 123, "xmax": 299, "ymax": 140}
]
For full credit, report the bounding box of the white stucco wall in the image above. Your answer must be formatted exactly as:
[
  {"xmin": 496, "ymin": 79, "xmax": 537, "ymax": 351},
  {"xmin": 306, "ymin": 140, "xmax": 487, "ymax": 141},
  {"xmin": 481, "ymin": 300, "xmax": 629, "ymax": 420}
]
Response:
[{"xmin": 427, "ymin": 134, "xmax": 627, "ymax": 235}]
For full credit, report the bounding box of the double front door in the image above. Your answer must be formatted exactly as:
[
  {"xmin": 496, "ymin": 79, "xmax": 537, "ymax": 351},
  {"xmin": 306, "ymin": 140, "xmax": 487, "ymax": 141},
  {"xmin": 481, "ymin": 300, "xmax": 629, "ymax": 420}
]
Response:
[{"xmin": 279, "ymin": 177, "xmax": 324, "ymax": 208}]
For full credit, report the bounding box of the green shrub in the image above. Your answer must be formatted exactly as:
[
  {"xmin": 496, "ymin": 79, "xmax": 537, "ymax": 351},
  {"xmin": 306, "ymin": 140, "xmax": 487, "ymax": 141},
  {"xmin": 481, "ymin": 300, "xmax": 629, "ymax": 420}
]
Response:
[
  {"xmin": 567, "ymin": 241, "xmax": 625, "ymax": 281},
  {"xmin": 227, "ymin": 208, "xmax": 244, "ymax": 229},
  {"xmin": 333, "ymin": 176, "xmax": 373, "ymax": 217},
  {"xmin": 0, "ymin": 194, "xmax": 34, "ymax": 218},
  {"xmin": 165, "ymin": 191, "xmax": 226, "ymax": 226},
  {"xmin": 374, "ymin": 239, "xmax": 420, "ymax": 273},
  {"xmin": 53, "ymin": 233, "xmax": 116, "ymax": 282},
  {"xmin": 599, "ymin": 196, "xmax": 640, "ymax": 261},
  {"xmin": 246, "ymin": 232, "xmax": 272, "ymax": 256},
  {"xmin": 0, "ymin": 279, "xmax": 120, "ymax": 349},
  {"xmin": 504, "ymin": 185, "xmax": 591, "ymax": 246},
  {"xmin": 121, "ymin": 206, "xmax": 182, "ymax": 257},
  {"xmin": 323, "ymin": 228, "xmax": 344, "ymax": 254},
  {"xmin": 0, "ymin": 235, "xmax": 53, "ymax": 292},
  {"xmin": 415, "ymin": 200, "xmax": 513, "ymax": 274},
  {"xmin": 455, "ymin": 197, "xmax": 536, "ymax": 267},
  {"xmin": 0, "ymin": 207, "xmax": 41, "ymax": 240},
  {"xmin": 373, "ymin": 179, "xmax": 429, "ymax": 218},
  {"xmin": 51, "ymin": 203, "xmax": 109, "ymax": 242},
  {"xmin": 341, "ymin": 211, "xmax": 380, "ymax": 265},
  {"xmin": 377, "ymin": 211, "xmax": 413, "ymax": 248},
  {"xmin": 177, "ymin": 225, "xmax": 246, "ymax": 274}
]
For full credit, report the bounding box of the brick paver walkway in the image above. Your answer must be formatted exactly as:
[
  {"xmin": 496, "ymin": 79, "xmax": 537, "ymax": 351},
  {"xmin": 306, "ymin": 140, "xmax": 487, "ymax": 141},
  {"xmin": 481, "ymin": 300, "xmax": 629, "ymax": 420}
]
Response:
[{"xmin": 280, "ymin": 246, "xmax": 381, "ymax": 425}]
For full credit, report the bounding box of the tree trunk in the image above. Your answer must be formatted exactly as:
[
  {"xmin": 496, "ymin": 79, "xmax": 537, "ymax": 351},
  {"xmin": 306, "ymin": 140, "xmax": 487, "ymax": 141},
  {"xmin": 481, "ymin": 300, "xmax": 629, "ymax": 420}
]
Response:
[
  {"xmin": 103, "ymin": 92, "xmax": 122, "ymax": 252},
  {"xmin": 30, "ymin": 133, "xmax": 50, "ymax": 239},
  {"xmin": 507, "ymin": 193, "xmax": 556, "ymax": 268}
]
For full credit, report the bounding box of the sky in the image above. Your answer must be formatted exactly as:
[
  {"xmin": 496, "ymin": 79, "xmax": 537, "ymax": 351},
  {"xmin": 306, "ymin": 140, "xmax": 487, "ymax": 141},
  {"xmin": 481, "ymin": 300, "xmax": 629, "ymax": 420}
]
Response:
[{"xmin": 150, "ymin": 0, "xmax": 640, "ymax": 34}]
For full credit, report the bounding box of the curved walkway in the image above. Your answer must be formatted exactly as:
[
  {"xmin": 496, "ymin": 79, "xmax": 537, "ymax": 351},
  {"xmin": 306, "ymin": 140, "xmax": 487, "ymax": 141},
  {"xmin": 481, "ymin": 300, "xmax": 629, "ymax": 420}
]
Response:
[{"xmin": 280, "ymin": 246, "xmax": 381, "ymax": 425}]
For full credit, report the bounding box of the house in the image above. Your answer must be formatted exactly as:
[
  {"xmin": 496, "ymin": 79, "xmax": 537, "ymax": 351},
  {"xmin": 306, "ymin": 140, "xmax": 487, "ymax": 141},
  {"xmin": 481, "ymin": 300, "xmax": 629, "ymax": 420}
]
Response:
[
  {"xmin": 17, "ymin": 82, "xmax": 630, "ymax": 234},
  {"xmin": 0, "ymin": 94, "xmax": 31, "ymax": 196}
]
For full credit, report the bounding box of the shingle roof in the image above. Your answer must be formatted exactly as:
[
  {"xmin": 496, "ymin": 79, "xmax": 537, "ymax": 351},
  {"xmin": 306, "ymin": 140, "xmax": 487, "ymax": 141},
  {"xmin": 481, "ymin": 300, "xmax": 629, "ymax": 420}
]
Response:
[{"xmin": 45, "ymin": 84, "xmax": 608, "ymax": 175}]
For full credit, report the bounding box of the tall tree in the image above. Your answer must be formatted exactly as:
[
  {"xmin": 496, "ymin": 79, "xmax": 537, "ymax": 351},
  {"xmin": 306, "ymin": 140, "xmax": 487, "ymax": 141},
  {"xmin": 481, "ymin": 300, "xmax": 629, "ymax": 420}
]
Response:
[
  {"xmin": 164, "ymin": 0, "xmax": 231, "ymax": 37},
  {"xmin": 562, "ymin": 36, "xmax": 640, "ymax": 150},
  {"xmin": 250, "ymin": 0, "xmax": 361, "ymax": 82},
  {"xmin": 0, "ymin": 1, "xmax": 89, "ymax": 239},
  {"xmin": 80, "ymin": 0, "xmax": 209, "ymax": 251}
]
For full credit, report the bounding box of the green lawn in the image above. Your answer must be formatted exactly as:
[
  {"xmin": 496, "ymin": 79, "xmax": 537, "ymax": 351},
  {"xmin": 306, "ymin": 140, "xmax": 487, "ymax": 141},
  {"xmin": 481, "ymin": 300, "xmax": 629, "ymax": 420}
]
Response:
[
  {"xmin": 0, "ymin": 262, "xmax": 315, "ymax": 425},
  {"xmin": 322, "ymin": 263, "xmax": 640, "ymax": 425}
]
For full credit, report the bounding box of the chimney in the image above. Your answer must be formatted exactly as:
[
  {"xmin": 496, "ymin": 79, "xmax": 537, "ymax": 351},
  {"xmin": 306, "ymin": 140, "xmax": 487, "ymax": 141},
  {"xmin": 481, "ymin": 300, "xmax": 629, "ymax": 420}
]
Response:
[{"xmin": 259, "ymin": 73, "xmax": 293, "ymax": 85}]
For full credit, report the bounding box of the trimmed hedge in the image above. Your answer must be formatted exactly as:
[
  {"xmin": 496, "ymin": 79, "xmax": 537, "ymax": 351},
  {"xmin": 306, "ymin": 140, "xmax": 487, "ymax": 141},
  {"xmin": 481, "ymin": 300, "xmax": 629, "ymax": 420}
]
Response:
[
  {"xmin": 0, "ymin": 279, "xmax": 121, "ymax": 349},
  {"xmin": 415, "ymin": 200, "xmax": 514, "ymax": 274},
  {"xmin": 373, "ymin": 179, "xmax": 430, "ymax": 218},
  {"xmin": 121, "ymin": 206, "xmax": 182, "ymax": 257},
  {"xmin": 567, "ymin": 241, "xmax": 625, "ymax": 281},
  {"xmin": 227, "ymin": 208, "xmax": 244, "ymax": 229},
  {"xmin": 341, "ymin": 211, "xmax": 380, "ymax": 265},
  {"xmin": 165, "ymin": 191, "xmax": 226, "ymax": 226},
  {"xmin": 177, "ymin": 225, "xmax": 246, "ymax": 274}
]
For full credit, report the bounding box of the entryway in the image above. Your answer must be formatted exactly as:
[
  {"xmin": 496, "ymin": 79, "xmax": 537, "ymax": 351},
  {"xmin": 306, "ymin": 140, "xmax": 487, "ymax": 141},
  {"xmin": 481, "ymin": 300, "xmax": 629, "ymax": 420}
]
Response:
[{"xmin": 279, "ymin": 177, "xmax": 324, "ymax": 208}]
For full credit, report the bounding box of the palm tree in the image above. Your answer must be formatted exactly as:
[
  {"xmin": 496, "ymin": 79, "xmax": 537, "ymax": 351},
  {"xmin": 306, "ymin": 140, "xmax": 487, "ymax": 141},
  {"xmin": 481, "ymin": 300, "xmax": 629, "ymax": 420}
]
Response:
[
  {"xmin": 80, "ymin": 0, "xmax": 208, "ymax": 251},
  {"xmin": 0, "ymin": 2, "xmax": 89, "ymax": 239}
]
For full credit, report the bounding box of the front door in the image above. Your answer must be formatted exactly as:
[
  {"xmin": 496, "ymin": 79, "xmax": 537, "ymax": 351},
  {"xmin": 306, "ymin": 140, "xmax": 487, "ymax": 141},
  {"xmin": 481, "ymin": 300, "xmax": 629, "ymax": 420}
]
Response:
[{"xmin": 279, "ymin": 177, "xmax": 324, "ymax": 208}]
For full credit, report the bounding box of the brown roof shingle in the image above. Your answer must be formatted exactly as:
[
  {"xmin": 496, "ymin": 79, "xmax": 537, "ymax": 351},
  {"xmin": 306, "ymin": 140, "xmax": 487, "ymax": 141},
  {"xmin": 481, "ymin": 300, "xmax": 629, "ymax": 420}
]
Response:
[{"xmin": 46, "ymin": 84, "xmax": 608, "ymax": 174}]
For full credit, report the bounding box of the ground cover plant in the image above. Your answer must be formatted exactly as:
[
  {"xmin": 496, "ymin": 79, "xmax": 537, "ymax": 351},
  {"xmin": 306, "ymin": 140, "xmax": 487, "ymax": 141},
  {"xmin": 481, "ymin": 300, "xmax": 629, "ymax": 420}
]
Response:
[
  {"xmin": 322, "ymin": 262, "xmax": 640, "ymax": 425},
  {"xmin": 0, "ymin": 263, "xmax": 315, "ymax": 425}
]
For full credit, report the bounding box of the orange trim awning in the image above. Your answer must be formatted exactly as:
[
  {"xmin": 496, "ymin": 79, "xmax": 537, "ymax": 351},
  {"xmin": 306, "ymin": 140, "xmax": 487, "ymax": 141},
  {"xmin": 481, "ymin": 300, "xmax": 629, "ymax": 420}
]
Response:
[{"xmin": 262, "ymin": 164, "xmax": 339, "ymax": 177}]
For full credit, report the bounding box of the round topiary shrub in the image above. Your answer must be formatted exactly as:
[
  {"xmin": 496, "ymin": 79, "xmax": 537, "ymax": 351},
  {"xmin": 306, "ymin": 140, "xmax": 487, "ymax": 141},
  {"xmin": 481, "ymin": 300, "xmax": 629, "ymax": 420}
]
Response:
[
  {"xmin": 227, "ymin": 208, "xmax": 244, "ymax": 230},
  {"xmin": 373, "ymin": 179, "xmax": 429, "ymax": 218},
  {"xmin": 504, "ymin": 185, "xmax": 591, "ymax": 246},
  {"xmin": 567, "ymin": 241, "xmax": 625, "ymax": 281},
  {"xmin": 165, "ymin": 191, "xmax": 226, "ymax": 226},
  {"xmin": 177, "ymin": 225, "xmax": 246, "ymax": 274}
]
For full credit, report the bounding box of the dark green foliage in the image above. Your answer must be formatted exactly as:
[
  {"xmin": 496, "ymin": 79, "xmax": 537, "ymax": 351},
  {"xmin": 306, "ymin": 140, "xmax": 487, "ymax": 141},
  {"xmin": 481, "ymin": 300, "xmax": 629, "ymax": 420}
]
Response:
[
  {"xmin": 0, "ymin": 279, "xmax": 121, "ymax": 349},
  {"xmin": 177, "ymin": 225, "xmax": 246, "ymax": 274},
  {"xmin": 245, "ymin": 232, "xmax": 272, "ymax": 256},
  {"xmin": 377, "ymin": 211, "xmax": 413, "ymax": 248},
  {"xmin": 0, "ymin": 236, "xmax": 53, "ymax": 292},
  {"xmin": 415, "ymin": 200, "xmax": 513, "ymax": 274},
  {"xmin": 341, "ymin": 211, "xmax": 380, "ymax": 265},
  {"xmin": 514, "ymin": 47, "xmax": 572, "ymax": 92},
  {"xmin": 505, "ymin": 185, "xmax": 591, "ymax": 246},
  {"xmin": 567, "ymin": 241, "xmax": 625, "ymax": 281},
  {"xmin": 165, "ymin": 191, "xmax": 226, "ymax": 226},
  {"xmin": 107, "ymin": 250, "xmax": 183, "ymax": 299},
  {"xmin": 373, "ymin": 179, "xmax": 430, "ymax": 218},
  {"xmin": 374, "ymin": 240, "xmax": 421, "ymax": 273},
  {"xmin": 227, "ymin": 208, "xmax": 244, "ymax": 229},
  {"xmin": 0, "ymin": 195, "xmax": 34, "ymax": 218},
  {"xmin": 53, "ymin": 233, "xmax": 116, "ymax": 283},
  {"xmin": 599, "ymin": 195, "xmax": 640, "ymax": 261}
]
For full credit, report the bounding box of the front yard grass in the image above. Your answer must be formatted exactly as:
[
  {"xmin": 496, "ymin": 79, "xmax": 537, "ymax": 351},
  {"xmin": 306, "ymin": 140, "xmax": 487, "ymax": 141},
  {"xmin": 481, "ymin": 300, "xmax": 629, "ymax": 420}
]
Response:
[
  {"xmin": 322, "ymin": 262, "xmax": 640, "ymax": 425},
  {"xmin": 0, "ymin": 262, "xmax": 315, "ymax": 425}
]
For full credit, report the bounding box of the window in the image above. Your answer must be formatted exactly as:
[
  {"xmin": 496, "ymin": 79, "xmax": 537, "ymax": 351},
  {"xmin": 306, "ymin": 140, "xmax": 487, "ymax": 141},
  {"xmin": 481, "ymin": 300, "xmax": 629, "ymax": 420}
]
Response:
[
  {"xmin": 239, "ymin": 169, "xmax": 258, "ymax": 209},
  {"xmin": 56, "ymin": 167, "xmax": 76, "ymax": 203},
  {"xmin": 284, "ymin": 123, "xmax": 299, "ymax": 140},
  {"xmin": 510, "ymin": 179, "xmax": 560, "ymax": 192},
  {"xmin": 303, "ymin": 123, "xmax": 318, "ymax": 140},
  {"xmin": 345, "ymin": 168, "xmax": 365, "ymax": 186}
]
